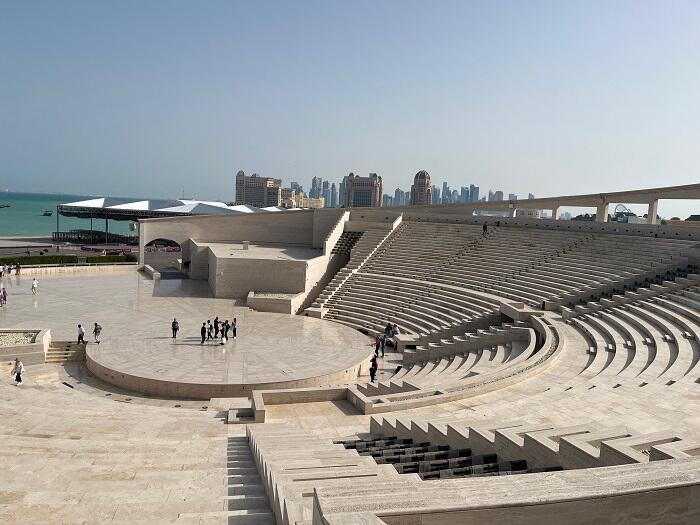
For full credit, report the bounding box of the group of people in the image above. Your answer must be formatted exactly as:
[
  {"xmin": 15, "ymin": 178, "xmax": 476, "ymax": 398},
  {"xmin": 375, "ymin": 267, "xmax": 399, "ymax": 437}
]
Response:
[
  {"xmin": 368, "ymin": 322, "xmax": 402, "ymax": 382},
  {"xmin": 200, "ymin": 317, "xmax": 237, "ymax": 345},
  {"xmin": 0, "ymin": 263, "xmax": 20, "ymax": 277},
  {"xmin": 77, "ymin": 323, "xmax": 102, "ymax": 345},
  {"xmin": 169, "ymin": 317, "xmax": 237, "ymax": 345}
]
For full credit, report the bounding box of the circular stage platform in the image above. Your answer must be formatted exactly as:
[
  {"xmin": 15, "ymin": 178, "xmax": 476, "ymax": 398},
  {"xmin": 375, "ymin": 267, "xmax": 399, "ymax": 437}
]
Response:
[{"xmin": 86, "ymin": 312, "xmax": 372, "ymax": 400}]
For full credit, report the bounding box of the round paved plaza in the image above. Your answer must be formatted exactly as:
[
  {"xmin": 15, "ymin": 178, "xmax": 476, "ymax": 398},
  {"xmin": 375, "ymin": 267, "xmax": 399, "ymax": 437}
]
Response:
[{"xmin": 0, "ymin": 271, "xmax": 372, "ymax": 399}]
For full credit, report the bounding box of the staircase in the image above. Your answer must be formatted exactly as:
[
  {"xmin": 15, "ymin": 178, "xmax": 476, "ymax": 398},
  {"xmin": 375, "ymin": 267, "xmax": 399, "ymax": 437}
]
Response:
[
  {"xmin": 44, "ymin": 341, "xmax": 86, "ymax": 364},
  {"xmin": 307, "ymin": 228, "xmax": 397, "ymax": 314},
  {"xmin": 226, "ymin": 436, "xmax": 275, "ymax": 524}
]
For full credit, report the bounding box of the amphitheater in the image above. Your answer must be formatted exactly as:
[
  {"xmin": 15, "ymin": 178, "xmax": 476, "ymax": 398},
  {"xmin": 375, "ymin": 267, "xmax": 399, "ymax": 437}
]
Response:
[{"xmin": 1, "ymin": 184, "xmax": 700, "ymax": 524}]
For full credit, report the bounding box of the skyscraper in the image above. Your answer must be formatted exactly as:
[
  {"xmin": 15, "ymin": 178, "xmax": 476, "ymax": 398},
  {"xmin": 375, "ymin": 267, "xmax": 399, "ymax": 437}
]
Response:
[
  {"xmin": 469, "ymin": 184, "xmax": 479, "ymax": 202},
  {"xmin": 310, "ymin": 177, "xmax": 323, "ymax": 199},
  {"xmin": 382, "ymin": 194, "xmax": 393, "ymax": 207},
  {"xmin": 344, "ymin": 173, "xmax": 383, "ymax": 207},
  {"xmin": 432, "ymin": 185, "xmax": 441, "ymax": 204},
  {"xmin": 508, "ymin": 193, "xmax": 518, "ymax": 201},
  {"xmin": 394, "ymin": 188, "xmax": 405, "ymax": 206},
  {"xmin": 528, "ymin": 193, "xmax": 535, "ymax": 199},
  {"xmin": 322, "ymin": 181, "xmax": 331, "ymax": 208},
  {"xmin": 339, "ymin": 175, "xmax": 349, "ymax": 208},
  {"xmin": 410, "ymin": 170, "xmax": 432, "ymax": 206},
  {"xmin": 290, "ymin": 181, "xmax": 303, "ymax": 194},
  {"xmin": 330, "ymin": 183, "xmax": 338, "ymax": 208},
  {"xmin": 494, "ymin": 190, "xmax": 504, "ymax": 201},
  {"xmin": 460, "ymin": 186, "xmax": 469, "ymax": 203},
  {"xmin": 441, "ymin": 181, "xmax": 450, "ymax": 204}
]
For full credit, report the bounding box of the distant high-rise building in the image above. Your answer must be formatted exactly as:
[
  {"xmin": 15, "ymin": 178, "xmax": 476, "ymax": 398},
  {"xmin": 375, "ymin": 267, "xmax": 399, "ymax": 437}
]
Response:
[
  {"xmin": 469, "ymin": 184, "xmax": 479, "ymax": 202},
  {"xmin": 330, "ymin": 183, "xmax": 338, "ymax": 208},
  {"xmin": 488, "ymin": 190, "xmax": 495, "ymax": 201},
  {"xmin": 344, "ymin": 173, "xmax": 383, "ymax": 207},
  {"xmin": 460, "ymin": 186, "xmax": 469, "ymax": 203},
  {"xmin": 382, "ymin": 194, "xmax": 393, "ymax": 207},
  {"xmin": 432, "ymin": 185, "xmax": 441, "ymax": 204},
  {"xmin": 290, "ymin": 181, "xmax": 303, "ymax": 194},
  {"xmin": 338, "ymin": 175, "xmax": 349, "ymax": 208},
  {"xmin": 322, "ymin": 181, "xmax": 331, "ymax": 208},
  {"xmin": 235, "ymin": 171, "xmax": 282, "ymax": 207},
  {"xmin": 528, "ymin": 193, "xmax": 535, "ymax": 199},
  {"xmin": 508, "ymin": 193, "xmax": 518, "ymax": 201},
  {"xmin": 441, "ymin": 181, "xmax": 450, "ymax": 204},
  {"xmin": 394, "ymin": 188, "xmax": 406, "ymax": 206},
  {"xmin": 310, "ymin": 177, "xmax": 323, "ymax": 199},
  {"xmin": 451, "ymin": 189, "xmax": 459, "ymax": 203},
  {"xmin": 410, "ymin": 170, "xmax": 432, "ymax": 206},
  {"xmin": 493, "ymin": 190, "xmax": 504, "ymax": 201}
]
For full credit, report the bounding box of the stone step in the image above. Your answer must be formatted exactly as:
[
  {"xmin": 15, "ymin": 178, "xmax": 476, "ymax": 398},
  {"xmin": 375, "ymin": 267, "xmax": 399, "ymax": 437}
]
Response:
[
  {"xmin": 227, "ymin": 495, "xmax": 270, "ymax": 511},
  {"xmin": 229, "ymin": 484, "xmax": 265, "ymax": 496}
]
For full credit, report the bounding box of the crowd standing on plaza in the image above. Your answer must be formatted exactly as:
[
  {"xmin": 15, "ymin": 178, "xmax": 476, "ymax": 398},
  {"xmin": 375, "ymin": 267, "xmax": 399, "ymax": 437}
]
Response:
[{"xmin": 199, "ymin": 317, "xmax": 237, "ymax": 345}]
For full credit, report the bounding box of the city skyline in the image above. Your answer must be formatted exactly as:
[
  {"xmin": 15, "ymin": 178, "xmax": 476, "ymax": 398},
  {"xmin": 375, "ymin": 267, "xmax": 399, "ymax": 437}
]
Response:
[{"xmin": 2, "ymin": 1, "xmax": 699, "ymax": 219}]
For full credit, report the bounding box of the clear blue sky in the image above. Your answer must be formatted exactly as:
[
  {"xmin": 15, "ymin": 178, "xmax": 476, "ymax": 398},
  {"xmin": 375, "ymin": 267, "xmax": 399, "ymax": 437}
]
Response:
[{"xmin": 1, "ymin": 1, "xmax": 699, "ymax": 217}]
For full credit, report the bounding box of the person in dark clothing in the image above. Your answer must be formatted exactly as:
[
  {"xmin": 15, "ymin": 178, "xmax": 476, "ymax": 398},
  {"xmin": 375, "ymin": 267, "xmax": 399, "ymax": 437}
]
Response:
[
  {"xmin": 200, "ymin": 323, "xmax": 206, "ymax": 344},
  {"xmin": 384, "ymin": 322, "xmax": 393, "ymax": 336},
  {"xmin": 374, "ymin": 337, "xmax": 381, "ymax": 357},
  {"xmin": 380, "ymin": 335, "xmax": 386, "ymax": 357},
  {"xmin": 207, "ymin": 321, "xmax": 213, "ymax": 341},
  {"xmin": 369, "ymin": 366, "xmax": 377, "ymax": 383},
  {"xmin": 214, "ymin": 317, "xmax": 220, "ymax": 338},
  {"xmin": 223, "ymin": 320, "xmax": 230, "ymax": 339},
  {"xmin": 232, "ymin": 318, "xmax": 237, "ymax": 339},
  {"xmin": 172, "ymin": 318, "xmax": 179, "ymax": 339},
  {"xmin": 482, "ymin": 223, "xmax": 487, "ymax": 235},
  {"xmin": 370, "ymin": 355, "xmax": 378, "ymax": 370}
]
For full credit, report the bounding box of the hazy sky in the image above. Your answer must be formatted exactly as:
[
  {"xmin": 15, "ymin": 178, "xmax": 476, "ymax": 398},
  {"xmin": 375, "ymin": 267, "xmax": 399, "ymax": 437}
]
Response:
[{"xmin": 1, "ymin": 1, "xmax": 699, "ymax": 217}]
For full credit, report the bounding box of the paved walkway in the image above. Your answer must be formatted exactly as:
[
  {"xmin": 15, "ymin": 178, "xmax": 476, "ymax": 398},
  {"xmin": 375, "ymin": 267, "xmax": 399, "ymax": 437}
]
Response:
[{"xmin": 0, "ymin": 271, "xmax": 373, "ymax": 395}]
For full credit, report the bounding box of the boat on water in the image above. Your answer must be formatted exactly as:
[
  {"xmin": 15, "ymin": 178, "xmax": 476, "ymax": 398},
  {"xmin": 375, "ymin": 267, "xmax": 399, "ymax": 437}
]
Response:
[
  {"xmin": 0, "ymin": 204, "xmax": 10, "ymax": 209},
  {"xmin": 42, "ymin": 210, "xmax": 53, "ymax": 216}
]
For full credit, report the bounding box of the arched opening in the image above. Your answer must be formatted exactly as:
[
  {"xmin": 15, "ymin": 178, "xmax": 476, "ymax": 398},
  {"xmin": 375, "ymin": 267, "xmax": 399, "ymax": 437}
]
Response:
[{"xmin": 144, "ymin": 238, "xmax": 186, "ymax": 279}]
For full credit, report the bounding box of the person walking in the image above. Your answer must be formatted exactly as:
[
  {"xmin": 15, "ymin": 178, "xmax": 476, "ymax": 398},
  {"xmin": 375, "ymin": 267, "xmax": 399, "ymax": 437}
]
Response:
[
  {"xmin": 171, "ymin": 318, "xmax": 179, "ymax": 339},
  {"xmin": 0, "ymin": 264, "xmax": 4, "ymax": 278},
  {"xmin": 380, "ymin": 335, "xmax": 386, "ymax": 357},
  {"xmin": 93, "ymin": 322, "xmax": 102, "ymax": 344},
  {"xmin": 77, "ymin": 324, "xmax": 86, "ymax": 345},
  {"xmin": 207, "ymin": 320, "xmax": 214, "ymax": 342},
  {"xmin": 15, "ymin": 263, "xmax": 20, "ymax": 276},
  {"xmin": 11, "ymin": 358, "xmax": 25, "ymax": 385},
  {"xmin": 200, "ymin": 322, "xmax": 207, "ymax": 344},
  {"xmin": 214, "ymin": 317, "xmax": 220, "ymax": 338},
  {"xmin": 223, "ymin": 320, "xmax": 230, "ymax": 340},
  {"xmin": 369, "ymin": 362, "xmax": 377, "ymax": 383},
  {"xmin": 374, "ymin": 336, "xmax": 381, "ymax": 357},
  {"xmin": 482, "ymin": 223, "xmax": 488, "ymax": 235},
  {"xmin": 31, "ymin": 278, "xmax": 38, "ymax": 295},
  {"xmin": 0, "ymin": 288, "xmax": 6, "ymax": 307},
  {"xmin": 232, "ymin": 318, "xmax": 237, "ymax": 339}
]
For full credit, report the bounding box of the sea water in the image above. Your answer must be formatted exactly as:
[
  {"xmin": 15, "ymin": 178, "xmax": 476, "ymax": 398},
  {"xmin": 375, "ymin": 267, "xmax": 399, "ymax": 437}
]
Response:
[{"xmin": 0, "ymin": 192, "xmax": 133, "ymax": 237}]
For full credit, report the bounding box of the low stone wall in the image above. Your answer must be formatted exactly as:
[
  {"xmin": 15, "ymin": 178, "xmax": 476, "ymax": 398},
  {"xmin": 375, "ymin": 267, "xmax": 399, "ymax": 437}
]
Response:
[
  {"xmin": 246, "ymin": 291, "xmax": 304, "ymax": 314},
  {"xmin": 16, "ymin": 263, "xmax": 137, "ymax": 276},
  {"xmin": 86, "ymin": 348, "xmax": 371, "ymax": 400},
  {"xmin": 0, "ymin": 329, "xmax": 51, "ymax": 365}
]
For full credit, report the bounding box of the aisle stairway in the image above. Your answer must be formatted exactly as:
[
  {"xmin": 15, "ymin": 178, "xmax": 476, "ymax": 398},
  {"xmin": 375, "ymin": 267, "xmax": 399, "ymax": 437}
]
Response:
[{"xmin": 225, "ymin": 436, "xmax": 275, "ymax": 524}]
